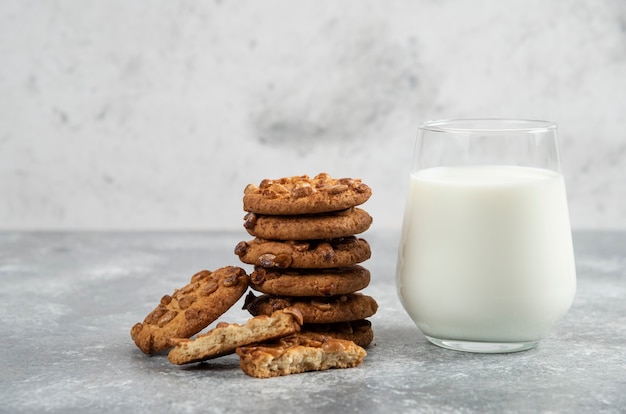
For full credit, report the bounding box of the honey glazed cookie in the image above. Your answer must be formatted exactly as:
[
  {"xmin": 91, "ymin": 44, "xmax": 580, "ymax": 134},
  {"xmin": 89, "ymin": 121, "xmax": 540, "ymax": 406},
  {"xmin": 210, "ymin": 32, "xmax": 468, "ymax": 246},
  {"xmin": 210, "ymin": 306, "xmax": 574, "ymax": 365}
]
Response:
[
  {"xmin": 249, "ymin": 265, "xmax": 371, "ymax": 297},
  {"xmin": 236, "ymin": 332, "xmax": 367, "ymax": 378},
  {"xmin": 130, "ymin": 266, "xmax": 249, "ymax": 355},
  {"xmin": 243, "ymin": 173, "xmax": 372, "ymax": 215},
  {"xmin": 243, "ymin": 292, "xmax": 378, "ymax": 324},
  {"xmin": 234, "ymin": 237, "xmax": 371, "ymax": 269},
  {"xmin": 243, "ymin": 207, "xmax": 373, "ymax": 241}
]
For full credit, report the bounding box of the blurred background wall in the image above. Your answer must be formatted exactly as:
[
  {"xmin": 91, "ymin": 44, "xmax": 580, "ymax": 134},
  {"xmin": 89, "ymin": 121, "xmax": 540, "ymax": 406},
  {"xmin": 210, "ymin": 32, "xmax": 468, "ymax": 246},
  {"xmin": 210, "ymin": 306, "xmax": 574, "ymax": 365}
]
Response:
[{"xmin": 1, "ymin": 0, "xmax": 624, "ymax": 231}]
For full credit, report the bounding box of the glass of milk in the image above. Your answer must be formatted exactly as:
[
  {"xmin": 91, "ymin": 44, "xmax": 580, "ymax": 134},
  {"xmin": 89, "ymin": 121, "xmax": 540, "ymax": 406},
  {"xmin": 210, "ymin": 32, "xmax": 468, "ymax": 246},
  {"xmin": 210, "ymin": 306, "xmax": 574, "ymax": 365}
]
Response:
[{"xmin": 396, "ymin": 119, "xmax": 576, "ymax": 353}]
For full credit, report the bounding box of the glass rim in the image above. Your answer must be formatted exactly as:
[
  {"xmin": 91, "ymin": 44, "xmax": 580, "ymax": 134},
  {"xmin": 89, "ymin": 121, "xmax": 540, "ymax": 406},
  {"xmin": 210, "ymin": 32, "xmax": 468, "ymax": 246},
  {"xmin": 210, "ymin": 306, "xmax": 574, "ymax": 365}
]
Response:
[{"xmin": 419, "ymin": 118, "xmax": 557, "ymax": 133}]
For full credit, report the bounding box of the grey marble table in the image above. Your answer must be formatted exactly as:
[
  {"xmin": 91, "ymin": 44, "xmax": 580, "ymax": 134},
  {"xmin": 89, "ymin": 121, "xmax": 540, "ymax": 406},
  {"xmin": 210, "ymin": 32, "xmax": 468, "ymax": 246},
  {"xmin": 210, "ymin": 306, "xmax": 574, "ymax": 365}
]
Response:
[{"xmin": 1, "ymin": 230, "xmax": 625, "ymax": 414}]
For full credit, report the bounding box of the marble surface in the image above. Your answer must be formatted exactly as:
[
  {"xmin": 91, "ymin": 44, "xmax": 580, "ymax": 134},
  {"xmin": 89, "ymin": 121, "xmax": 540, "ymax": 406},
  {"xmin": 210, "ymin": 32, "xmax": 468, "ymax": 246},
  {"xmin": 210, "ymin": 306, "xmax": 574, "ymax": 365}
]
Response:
[
  {"xmin": 1, "ymin": 0, "xmax": 625, "ymax": 231},
  {"xmin": 1, "ymin": 230, "xmax": 625, "ymax": 413}
]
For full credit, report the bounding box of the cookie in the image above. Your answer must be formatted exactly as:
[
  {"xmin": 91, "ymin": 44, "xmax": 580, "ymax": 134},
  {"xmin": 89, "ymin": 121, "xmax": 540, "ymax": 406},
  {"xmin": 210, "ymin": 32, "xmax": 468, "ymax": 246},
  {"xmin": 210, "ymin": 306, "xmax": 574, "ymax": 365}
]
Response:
[
  {"xmin": 236, "ymin": 333, "xmax": 367, "ymax": 378},
  {"xmin": 234, "ymin": 237, "xmax": 371, "ymax": 269},
  {"xmin": 249, "ymin": 265, "xmax": 370, "ymax": 297},
  {"xmin": 243, "ymin": 207, "xmax": 372, "ymax": 241},
  {"xmin": 130, "ymin": 266, "xmax": 249, "ymax": 355},
  {"xmin": 243, "ymin": 173, "xmax": 371, "ymax": 215},
  {"xmin": 243, "ymin": 292, "xmax": 378, "ymax": 324},
  {"xmin": 301, "ymin": 319, "xmax": 374, "ymax": 348},
  {"xmin": 167, "ymin": 308, "xmax": 303, "ymax": 365}
]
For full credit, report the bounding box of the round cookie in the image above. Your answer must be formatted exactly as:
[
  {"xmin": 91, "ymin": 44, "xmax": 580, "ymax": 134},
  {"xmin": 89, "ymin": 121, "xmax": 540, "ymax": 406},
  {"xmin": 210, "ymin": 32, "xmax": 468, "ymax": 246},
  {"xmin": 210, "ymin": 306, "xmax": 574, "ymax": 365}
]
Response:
[
  {"xmin": 243, "ymin": 292, "xmax": 378, "ymax": 324},
  {"xmin": 243, "ymin": 173, "xmax": 372, "ymax": 215},
  {"xmin": 234, "ymin": 237, "xmax": 371, "ymax": 269},
  {"xmin": 249, "ymin": 265, "xmax": 370, "ymax": 297},
  {"xmin": 243, "ymin": 207, "xmax": 373, "ymax": 241},
  {"xmin": 301, "ymin": 319, "xmax": 374, "ymax": 348},
  {"xmin": 130, "ymin": 266, "xmax": 249, "ymax": 355}
]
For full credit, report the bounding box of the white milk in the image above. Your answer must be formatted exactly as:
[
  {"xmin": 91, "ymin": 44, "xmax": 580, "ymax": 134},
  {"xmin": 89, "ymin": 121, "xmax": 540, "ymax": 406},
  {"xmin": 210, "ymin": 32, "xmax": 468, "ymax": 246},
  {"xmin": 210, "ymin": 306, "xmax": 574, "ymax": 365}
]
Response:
[{"xmin": 396, "ymin": 165, "xmax": 576, "ymax": 343}]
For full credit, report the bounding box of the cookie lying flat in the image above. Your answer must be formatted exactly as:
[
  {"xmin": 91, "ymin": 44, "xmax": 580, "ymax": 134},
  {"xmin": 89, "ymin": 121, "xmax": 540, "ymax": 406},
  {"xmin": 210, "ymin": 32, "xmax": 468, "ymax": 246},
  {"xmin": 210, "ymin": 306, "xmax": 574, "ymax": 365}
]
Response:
[
  {"xmin": 250, "ymin": 265, "xmax": 370, "ymax": 297},
  {"xmin": 243, "ymin": 207, "xmax": 372, "ymax": 241},
  {"xmin": 301, "ymin": 319, "xmax": 374, "ymax": 348},
  {"xmin": 130, "ymin": 266, "xmax": 249, "ymax": 355},
  {"xmin": 236, "ymin": 332, "xmax": 367, "ymax": 378},
  {"xmin": 234, "ymin": 237, "xmax": 371, "ymax": 269},
  {"xmin": 243, "ymin": 173, "xmax": 371, "ymax": 215},
  {"xmin": 168, "ymin": 308, "xmax": 303, "ymax": 365},
  {"xmin": 244, "ymin": 292, "xmax": 378, "ymax": 324}
]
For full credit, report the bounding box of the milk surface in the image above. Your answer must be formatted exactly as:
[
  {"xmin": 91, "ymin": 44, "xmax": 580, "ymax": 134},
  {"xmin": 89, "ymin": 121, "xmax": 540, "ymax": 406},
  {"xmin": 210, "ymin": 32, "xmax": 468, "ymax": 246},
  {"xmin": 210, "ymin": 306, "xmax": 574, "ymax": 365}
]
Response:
[{"xmin": 396, "ymin": 165, "xmax": 576, "ymax": 342}]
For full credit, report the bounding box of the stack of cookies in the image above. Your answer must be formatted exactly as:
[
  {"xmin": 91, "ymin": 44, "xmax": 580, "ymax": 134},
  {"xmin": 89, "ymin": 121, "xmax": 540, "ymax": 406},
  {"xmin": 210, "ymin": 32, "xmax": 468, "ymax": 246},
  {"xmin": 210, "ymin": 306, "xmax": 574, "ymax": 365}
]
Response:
[
  {"xmin": 130, "ymin": 172, "xmax": 377, "ymax": 378},
  {"xmin": 235, "ymin": 173, "xmax": 378, "ymax": 349}
]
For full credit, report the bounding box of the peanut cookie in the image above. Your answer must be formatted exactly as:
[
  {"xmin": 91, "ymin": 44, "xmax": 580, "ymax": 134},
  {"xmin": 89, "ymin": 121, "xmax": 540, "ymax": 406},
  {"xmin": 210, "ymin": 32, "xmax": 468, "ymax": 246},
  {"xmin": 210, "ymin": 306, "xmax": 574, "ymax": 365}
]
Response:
[
  {"xmin": 301, "ymin": 319, "xmax": 374, "ymax": 348},
  {"xmin": 249, "ymin": 265, "xmax": 370, "ymax": 297},
  {"xmin": 243, "ymin": 207, "xmax": 372, "ymax": 241},
  {"xmin": 167, "ymin": 308, "xmax": 303, "ymax": 365},
  {"xmin": 243, "ymin": 292, "xmax": 378, "ymax": 324},
  {"xmin": 243, "ymin": 173, "xmax": 371, "ymax": 215},
  {"xmin": 234, "ymin": 237, "xmax": 371, "ymax": 269},
  {"xmin": 130, "ymin": 266, "xmax": 249, "ymax": 355},
  {"xmin": 236, "ymin": 333, "xmax": 367, "ymax": 378}
]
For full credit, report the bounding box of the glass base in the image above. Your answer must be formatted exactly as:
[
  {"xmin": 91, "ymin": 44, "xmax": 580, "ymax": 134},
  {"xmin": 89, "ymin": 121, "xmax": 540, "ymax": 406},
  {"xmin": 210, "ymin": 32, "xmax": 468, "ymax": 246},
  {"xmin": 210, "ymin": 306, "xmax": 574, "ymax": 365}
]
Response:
[{"xmin": 425, "ymin": 336, "xmax": 539, "ymax": 353}]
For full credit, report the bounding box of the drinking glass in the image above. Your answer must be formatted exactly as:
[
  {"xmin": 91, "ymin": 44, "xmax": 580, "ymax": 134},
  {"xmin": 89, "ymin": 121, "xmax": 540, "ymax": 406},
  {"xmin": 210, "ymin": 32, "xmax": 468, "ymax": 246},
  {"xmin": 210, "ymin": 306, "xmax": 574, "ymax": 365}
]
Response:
[{"xmin": 396, "ymin": 119, "xmax": 576, "ymax": 353}]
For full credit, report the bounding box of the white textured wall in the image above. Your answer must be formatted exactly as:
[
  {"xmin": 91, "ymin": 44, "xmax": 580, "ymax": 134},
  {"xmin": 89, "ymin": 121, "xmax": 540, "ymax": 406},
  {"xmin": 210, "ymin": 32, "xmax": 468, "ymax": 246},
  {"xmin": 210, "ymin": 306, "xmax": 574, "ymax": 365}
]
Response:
[{"xmin": 1, "ymin": 0, "xmax": 625, "ymax": 230}]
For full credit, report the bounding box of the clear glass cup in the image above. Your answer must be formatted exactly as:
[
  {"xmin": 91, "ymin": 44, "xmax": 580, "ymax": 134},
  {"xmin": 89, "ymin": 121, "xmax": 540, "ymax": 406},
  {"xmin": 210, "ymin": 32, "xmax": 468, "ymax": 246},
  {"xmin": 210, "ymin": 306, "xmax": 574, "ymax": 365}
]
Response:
[{"xmin": 396, "ymin": 119, "xmax": 577, "ymax": 353}]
